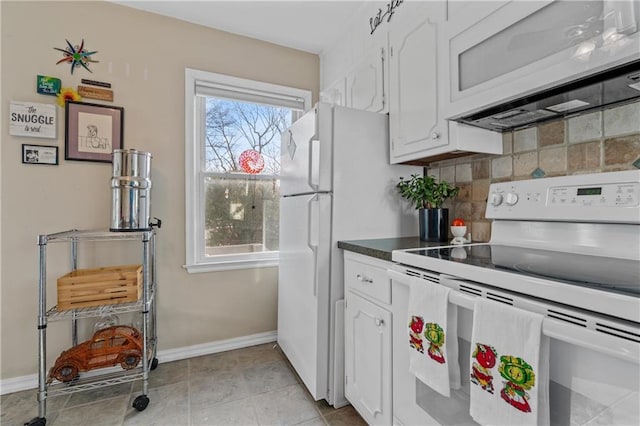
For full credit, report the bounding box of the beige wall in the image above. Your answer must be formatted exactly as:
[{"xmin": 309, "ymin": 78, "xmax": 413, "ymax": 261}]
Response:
[
  {"xmin": 1, "ymin": 1, "xmax": 319, "ymax": 380},
  {"xmin": 428, "ymin": 101, "xmax": 640, "ymax": 242}
]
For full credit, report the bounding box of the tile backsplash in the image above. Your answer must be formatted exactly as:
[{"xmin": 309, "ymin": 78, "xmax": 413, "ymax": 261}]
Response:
[{"xmin": 428, "ymin": 101, "xmax": 640, "ymax": 242}]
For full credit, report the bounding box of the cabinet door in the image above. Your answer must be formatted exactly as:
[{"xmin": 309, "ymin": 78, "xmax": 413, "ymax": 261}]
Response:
[
  {"xmin": 344, "ymin": 292, "xmax": 392, "ymax": 426},
  {"xmin": 446, "ymin": 0, "xmax": 505, "ymax": 25},
  {"xmin": 346, "ymin": 46, "xmax": 386, "ymax": 113},
  {"xmin": 389, "ymin": 3, "xmax": 448, "ymax": 163},
  {"xmin": 321, "ymin": 77, "xmax": 346, "ymax": 107}
]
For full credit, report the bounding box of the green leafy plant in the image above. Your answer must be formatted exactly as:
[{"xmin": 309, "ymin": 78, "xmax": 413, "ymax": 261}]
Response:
[{"xmin": 396, "ymin": 174, "xmax": 460, "ymax": 209}]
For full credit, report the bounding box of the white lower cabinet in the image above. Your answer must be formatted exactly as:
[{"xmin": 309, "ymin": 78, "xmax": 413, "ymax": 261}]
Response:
[
  {"xmin": 345, "ymin": 292, "xmax": 392, "ymax": 425},
  {"xmin": 344, "ymin": 251, "xmax": 442, "ymax": 425},
  {"xmin": 344, "ymin": 252, "xmax": 392, "ymax": 425}
]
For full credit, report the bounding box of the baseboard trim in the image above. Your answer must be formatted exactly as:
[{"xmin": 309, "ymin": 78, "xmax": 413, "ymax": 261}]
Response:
[
  {"xmin": 157, "ymin": 330, "xmax": 277, "ymax": 363},
  {"xmin": 0, "ymin": 330, "xmax": 277, "ymax": 395}
]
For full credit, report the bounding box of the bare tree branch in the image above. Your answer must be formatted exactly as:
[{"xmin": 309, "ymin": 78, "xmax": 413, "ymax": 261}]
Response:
[{"xmin": 205, "ymin": 99, "xmax": 290, "ymax": 174}]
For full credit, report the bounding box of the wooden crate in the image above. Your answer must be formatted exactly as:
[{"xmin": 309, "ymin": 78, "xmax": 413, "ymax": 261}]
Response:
[{"xmin": 57, "ymin": 264, "xmax": 143, "ymax": 311}]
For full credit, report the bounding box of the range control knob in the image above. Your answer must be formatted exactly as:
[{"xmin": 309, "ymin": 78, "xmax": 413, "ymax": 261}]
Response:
[
  {"xmin": 505, "ymin": 192, "xmax": 519, "ymax": 206},
  {"xmin": 489, "ymin": 192, "xmax": 504, "ymax": 206}
]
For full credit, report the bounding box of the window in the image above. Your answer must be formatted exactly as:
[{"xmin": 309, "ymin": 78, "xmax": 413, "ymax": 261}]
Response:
[{"xmin": 185, "ymin": 69, "xmax": 311, "ymax": 272}]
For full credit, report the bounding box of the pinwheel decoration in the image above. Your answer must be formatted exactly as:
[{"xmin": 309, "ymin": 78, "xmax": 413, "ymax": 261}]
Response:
[
  {"xmin": 54, "ymin": 39, "xmax": 98, "ymax": 74},
  {"xmin": 239, "ymin": 149, "xmax": 265, "ymax": 174}
]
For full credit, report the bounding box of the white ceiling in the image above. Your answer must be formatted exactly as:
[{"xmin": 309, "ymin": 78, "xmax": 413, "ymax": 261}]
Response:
[{"xmin": 112, "ymin": 1, "xmax": 370, "ymax": 54}]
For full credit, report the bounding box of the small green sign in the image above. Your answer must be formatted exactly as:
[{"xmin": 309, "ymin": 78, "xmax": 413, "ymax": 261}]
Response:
[{"xmin": 37, "ymin": 75, "xmax": 61, "ymax": 96}]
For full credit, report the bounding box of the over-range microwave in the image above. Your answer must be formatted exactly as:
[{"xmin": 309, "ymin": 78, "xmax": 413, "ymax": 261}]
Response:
[{"xmin": 442, "ymin": 0, "xmax": 640, "ymax": 131}]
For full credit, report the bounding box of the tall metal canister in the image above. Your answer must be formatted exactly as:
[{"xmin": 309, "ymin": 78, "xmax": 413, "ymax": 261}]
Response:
[{"xmin": 110, "ymin": 149, "xmax": 152, "ymax": 231}]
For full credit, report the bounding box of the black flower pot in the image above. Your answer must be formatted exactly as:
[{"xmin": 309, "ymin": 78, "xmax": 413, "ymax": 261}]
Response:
[{"xmin": 419, "ymin": 208, "xmax": 449, "ymax": 242}]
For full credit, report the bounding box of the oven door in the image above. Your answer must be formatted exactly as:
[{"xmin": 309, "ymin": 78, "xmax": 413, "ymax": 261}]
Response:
[
  {"xmin": 390, "ymin": 268, "xmax": 640, "ymax": 425},
  {"xmin": 442, "ymin": 0, "xmax": 640, "ymax": 119},
  {"xmin": 391, "ymin": 268, "xmax": 442, "ymax": 426}
]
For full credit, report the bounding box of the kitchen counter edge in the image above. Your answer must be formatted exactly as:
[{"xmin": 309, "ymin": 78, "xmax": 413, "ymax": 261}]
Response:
[{"xmin": 338, "ymin": 237, "xmax": 445, "ymax": 262}]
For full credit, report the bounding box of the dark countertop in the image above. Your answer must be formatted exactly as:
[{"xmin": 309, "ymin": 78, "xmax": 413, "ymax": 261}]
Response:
[{"xmin": 338, "ymin": 237, "xmax": 446, "ymax": 261}]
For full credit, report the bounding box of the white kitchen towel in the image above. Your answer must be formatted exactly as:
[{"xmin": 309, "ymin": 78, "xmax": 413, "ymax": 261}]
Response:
[
  {"xmin": 407, "ymin": 276, "xmax": 460, "ymax": 397},
  {"xmin": 469, "ymin": 298, "xmax": 550, "ymax": 426}
]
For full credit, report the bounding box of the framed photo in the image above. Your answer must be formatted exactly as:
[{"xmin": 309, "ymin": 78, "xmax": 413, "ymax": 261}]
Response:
[
  {"xmin": 22, "ymin": 144, "xmax": 58, "ymax": 165},
  {"xmin": 65, "ymin": 101, "xmax": 123, "ymax": 162}
]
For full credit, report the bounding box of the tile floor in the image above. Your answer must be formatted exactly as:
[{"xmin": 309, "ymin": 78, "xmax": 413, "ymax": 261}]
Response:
[{"xmin": 1, "ymin": 343, "xmax": 367, "ymax": 426}]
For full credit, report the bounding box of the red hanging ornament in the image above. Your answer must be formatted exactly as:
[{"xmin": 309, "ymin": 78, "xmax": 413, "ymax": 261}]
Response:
[{"xmin": 239, "ymin": 149, "xmax": 265, "ymax": 174}]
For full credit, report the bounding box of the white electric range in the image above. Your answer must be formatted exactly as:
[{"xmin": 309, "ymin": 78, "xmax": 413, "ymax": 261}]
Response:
[
  {"xmin": 389, "ymin": 170, "xmax": 640, "ymax": 426},
  {"xmin": 393, "ymin": 170, "xmax": 640, "ymax": 324}
]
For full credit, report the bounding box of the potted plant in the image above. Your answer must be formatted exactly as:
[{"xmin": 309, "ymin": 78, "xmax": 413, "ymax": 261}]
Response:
[{"xmin": 397, "ymin": 174, "xmax": 460, "ymax": 242}]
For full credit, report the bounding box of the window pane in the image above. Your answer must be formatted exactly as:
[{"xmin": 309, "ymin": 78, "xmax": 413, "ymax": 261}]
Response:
[
  {"xmin": 185, "ymin": 68, "xmax": 310, "ymax": 271},
  {"xmin": 204, "ymin": 176, "xmax": 280, "ymax": 256},
  {"xmin": 199, "ymin": 97, "xmax": 292, "ymax": 260},
  {"xmin": 202, "ymin": 98, "xmax": 292, "ymax": 174}
]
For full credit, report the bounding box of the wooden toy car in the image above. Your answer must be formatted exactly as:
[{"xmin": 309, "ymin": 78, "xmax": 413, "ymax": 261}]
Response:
[{"xmin": 47, "ymin": 325, "xmax": 144, "ymax": 383}]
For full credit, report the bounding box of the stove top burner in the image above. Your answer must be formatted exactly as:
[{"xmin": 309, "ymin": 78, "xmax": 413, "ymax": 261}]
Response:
[{"xmin": 412, "ymin": 244, "xmax": 640, "ymax": 298}]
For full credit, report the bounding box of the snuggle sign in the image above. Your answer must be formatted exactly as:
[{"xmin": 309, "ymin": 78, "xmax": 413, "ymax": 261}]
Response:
[{"xmin": 9, "ymin": 101, "xmax": 56, "ymax": 139}]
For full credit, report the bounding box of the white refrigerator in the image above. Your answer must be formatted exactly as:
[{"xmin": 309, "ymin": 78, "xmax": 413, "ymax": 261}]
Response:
[{"xmin": 277, "ymin": 103, "xmax": 420, "ymax": 406}]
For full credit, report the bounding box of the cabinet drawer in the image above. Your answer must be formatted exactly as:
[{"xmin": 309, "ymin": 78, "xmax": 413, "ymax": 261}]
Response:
[{"xmin": 344, "ymin": 253, "xmax": 391, "ymax": 305}]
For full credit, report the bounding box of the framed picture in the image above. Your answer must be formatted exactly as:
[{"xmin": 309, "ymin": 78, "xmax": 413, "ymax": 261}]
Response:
[
  {"xmin": 65, "ymin": 101, "xmax": 123, "ymax": 162},
  {"xmin": 22, "ymin": 144, "xmax": 59, "ymax": 165}
]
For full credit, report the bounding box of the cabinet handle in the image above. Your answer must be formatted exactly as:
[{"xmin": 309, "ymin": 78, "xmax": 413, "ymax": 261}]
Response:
[
  {"xmin": 431, "ymin": 131, "xmax": 440, "ymax": 140},
  {"xmin": 375, "ymin": 318, "xmax": 385, "ymax": 327},
  {"xmin": 356, "ymin": 274, "xmax": 373, "ymax": 284}
]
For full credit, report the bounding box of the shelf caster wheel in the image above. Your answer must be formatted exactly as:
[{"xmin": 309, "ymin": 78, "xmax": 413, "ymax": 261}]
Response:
[
  {"xmin": 133, "ymin": 395, "xmax": 150, "ymax": 411},
  {"xmin": 150, "ymin": 357, "xmax": 159, "ymax": 371},
  {"xmin": 24, "ymin": 417, "xmax": 46, "ymax": 426}
]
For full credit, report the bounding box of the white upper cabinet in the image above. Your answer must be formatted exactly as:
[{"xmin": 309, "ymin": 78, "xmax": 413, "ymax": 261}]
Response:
[
  {"xmin": 342, "ymin": 2, "xmax": 390, "ymax": 113},
  {"xmin": 321, "ymin": 77, "xmax": 347, "ymax": 107},
  {"xmin": 443, "ymin": 0, "xmax": 640, "ymax": 119},
  {"xmin": 387, "ymin": 1, "xmax": 500, "ymax": 164},
  {"xmin": 388, "ymin": 1, "xmax": 447, "ymax": 163},
  {"xmin": 346, "ymin": 45, "xmax": 387, "ymax": 113},
  {"xmin": 321, "ymin": 0, "xmax": 503, "ymax": 164},
  {"xmin": 321, "ymin": 1, "xmax": 389, "ymax": 109},
  {"xmin": 445, "ymin": 0, "xmax": 506, "ymax": 25}
]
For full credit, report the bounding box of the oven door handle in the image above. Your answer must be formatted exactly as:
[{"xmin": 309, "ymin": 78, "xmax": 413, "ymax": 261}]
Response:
[
  {"xmin": 388, "ymin": 269, "xmax": 639, "ymax": 365},
  {"xmin": 387, "ymin": 269, "xmax": 410, "ymax": 285},
  {"xmin": 388, "ymin": 270, "xmax": 478, "ymax": 311},
  {"xmin": 542, "ymin": 319, "xmax": 639, "ymax": 364}
]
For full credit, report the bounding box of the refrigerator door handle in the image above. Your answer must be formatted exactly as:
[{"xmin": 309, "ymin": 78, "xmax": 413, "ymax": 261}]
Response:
[
  {"xmin": 307, "ymin": 194, "xmax": 319, "ymax": 296},
  {"xmin": 308, "ymin": 138, "xmax": 319, "ymax": 192}
]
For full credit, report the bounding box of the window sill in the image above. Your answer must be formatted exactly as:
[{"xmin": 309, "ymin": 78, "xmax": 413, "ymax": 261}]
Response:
[{"xmin": 183, "ymin": 258, "xmax": 279, "ymax": 273}]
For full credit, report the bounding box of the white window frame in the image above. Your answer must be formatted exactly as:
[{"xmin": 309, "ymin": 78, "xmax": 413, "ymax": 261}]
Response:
[{"xmin": 184, "ymin": 68, "xmax": 312, "ymax": 273}]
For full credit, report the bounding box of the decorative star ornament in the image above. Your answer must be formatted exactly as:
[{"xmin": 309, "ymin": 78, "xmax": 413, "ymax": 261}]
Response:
[{"xmin": 54, "ymin": 39, "xmax": 98, "ymax": 74}]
